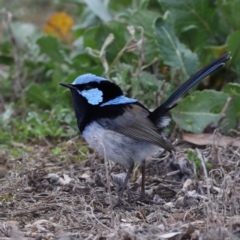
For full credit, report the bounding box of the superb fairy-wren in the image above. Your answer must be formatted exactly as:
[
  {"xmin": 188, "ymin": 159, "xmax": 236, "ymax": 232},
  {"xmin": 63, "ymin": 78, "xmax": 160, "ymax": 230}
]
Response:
[{"xmin": 60, "ymin": 53, "xmax": 230, "ymax": 206}]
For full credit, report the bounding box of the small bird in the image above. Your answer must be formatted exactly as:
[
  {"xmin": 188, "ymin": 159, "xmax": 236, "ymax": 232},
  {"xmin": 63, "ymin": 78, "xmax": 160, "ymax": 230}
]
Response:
[{"xmin": 60, "ymin": 53, "xmax": 230, "ymax": 206}]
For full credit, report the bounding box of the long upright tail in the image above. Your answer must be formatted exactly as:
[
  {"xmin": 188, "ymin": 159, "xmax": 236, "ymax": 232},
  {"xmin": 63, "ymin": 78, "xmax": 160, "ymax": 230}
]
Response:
[{"xmin": 152, "ymin": 52, "xmax": 231, "ymax": 116}]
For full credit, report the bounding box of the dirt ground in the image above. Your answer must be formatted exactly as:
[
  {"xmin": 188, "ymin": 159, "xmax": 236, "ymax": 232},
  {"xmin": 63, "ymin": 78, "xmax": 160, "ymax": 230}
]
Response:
[{"xmin": 0, "ymin": 132, "xmax": 240, "ymax": 240}]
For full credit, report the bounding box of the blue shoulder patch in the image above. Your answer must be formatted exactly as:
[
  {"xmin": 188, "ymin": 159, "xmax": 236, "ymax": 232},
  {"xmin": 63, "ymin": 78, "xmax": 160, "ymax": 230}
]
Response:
[
  {"xmin": 79, "ymin": 88, "xmax": 103, "ymax": 105},
  {"xmin": 100, "ymin": 95, "xmax": 137, "ymax": 107},
  {"xmin": 73, "ymin": 74, "xmax": 107, "ymax": 85}
]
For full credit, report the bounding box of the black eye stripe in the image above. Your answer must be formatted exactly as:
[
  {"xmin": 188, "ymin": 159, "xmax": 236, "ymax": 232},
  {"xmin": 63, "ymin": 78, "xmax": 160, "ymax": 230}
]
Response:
[
  {"xmin": 84, "ymin": 85, "xmax": 92, "ymax": 90},
  {"xmin": 75, "ymin": 82, "xmax": 99, "ymax": 91}
]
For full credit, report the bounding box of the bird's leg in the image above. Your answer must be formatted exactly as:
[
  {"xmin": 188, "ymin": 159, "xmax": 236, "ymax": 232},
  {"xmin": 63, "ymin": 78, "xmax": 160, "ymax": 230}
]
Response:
[
  {"xmin": 131, "ymin": 160, "xmax": 155, "ymax": 204},
  {"xmin": 141, "ymin": 160, "xmax": 146, "ymax": 195},
  {"xmin": 113, "ymin": 163, "xmax": 134, "ymax": 208}
]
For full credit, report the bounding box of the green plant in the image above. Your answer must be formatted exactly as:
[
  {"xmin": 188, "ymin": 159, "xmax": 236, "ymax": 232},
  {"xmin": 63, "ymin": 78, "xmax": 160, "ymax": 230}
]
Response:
[{"xmin": 187, "ymin": 150, "xmax": 212, "ymax": 175}]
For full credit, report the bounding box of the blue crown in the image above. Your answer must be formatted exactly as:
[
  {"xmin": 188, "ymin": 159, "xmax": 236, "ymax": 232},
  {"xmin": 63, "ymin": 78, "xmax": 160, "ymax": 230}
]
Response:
[{"xmin": 73, "ymin": 74, "xmax": 107, "ymax": 85}]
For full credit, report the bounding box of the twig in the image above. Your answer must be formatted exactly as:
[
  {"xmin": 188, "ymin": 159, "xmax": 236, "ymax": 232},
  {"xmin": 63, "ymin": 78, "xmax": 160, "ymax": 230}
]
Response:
[
  {"xmin": 99, "ymin": 33, "xmax": 114, "ymax": 77},
  {"xmin": 107, "ymin": 26, "xmax": 145, "ymax": 78},
  {"xmin": 217, "ymin": 97, "xmax": 232, "ymax": 127},
  {"xmin": 12, "ymin": 205, "xmax": 58, "ymax": 217},
  {"xmin": 163, "ymin": 170, "xmax": 181, "ymax": 178},
  {"xmin": 149, "ymin": 176, "xmax": 182, "ymax": 185},
  {"xmin": 84, "ymin": 203, "xmax": 111, "ymax": 231},
  {"xmin": 197, "ymin": 148, "xmax": 211, "ymax": 200},
  {"xmin": 135, "ymin": 26, "xmax": 145, "ymax": 76}
]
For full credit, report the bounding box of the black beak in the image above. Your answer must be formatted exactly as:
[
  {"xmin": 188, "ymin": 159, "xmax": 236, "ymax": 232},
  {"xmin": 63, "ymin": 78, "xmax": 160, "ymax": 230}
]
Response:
[{"xmin": 59, "ymin": 82, "xmax": 76, "ymax": 90}]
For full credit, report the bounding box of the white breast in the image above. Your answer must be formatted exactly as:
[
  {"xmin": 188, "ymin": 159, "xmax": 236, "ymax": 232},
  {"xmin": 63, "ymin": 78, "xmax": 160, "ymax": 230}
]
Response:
[{"xmin": 82, "ymin": 122, "xmax": 159, "ymax": 169}]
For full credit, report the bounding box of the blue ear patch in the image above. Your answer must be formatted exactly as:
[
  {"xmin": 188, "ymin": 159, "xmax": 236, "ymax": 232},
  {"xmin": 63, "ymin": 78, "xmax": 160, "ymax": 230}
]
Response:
[
  {"xmin": 73, "ymin": 74, "xmax": 107, "ymax": 85},
  {"xmin": 100, "ymin": 95, "xmax": 137, "ymax": 107},
  {"xmin": 79, "ymin": 88, "xmax": 103, "ymax": 105}
]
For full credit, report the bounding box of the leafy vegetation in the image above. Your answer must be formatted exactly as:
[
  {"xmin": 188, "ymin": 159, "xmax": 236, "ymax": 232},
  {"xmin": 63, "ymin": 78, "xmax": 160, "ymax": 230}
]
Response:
[
  {"xmin": 0, "ymin": 0, "xmax": 239, "ymax": 149},
  {"xmin": 187, "ymin": 150, "xmax": 212, "ymax": 175}
]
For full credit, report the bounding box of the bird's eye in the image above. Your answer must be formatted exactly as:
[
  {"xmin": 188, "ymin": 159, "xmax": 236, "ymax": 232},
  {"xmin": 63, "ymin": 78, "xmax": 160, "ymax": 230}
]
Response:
[{"xmin": 84, "ymin": 85, "xmax": 92, "ymax": 90}]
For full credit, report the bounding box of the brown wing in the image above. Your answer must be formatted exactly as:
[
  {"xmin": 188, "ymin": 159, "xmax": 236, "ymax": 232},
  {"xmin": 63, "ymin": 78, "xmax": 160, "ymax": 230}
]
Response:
[{"xmin": 98, "ymin": 104, "xmax": 175, "ymax": 152}]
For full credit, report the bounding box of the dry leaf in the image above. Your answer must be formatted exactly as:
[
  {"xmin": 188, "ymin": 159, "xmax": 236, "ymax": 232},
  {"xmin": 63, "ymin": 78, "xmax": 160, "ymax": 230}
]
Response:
[{"xmin": 183, "ymin": 133, "xmax": 240, "ymax": 147}]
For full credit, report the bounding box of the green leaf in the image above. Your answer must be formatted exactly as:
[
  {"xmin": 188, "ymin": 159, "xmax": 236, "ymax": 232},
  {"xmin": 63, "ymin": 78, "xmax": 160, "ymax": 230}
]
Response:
[
  {"xmin": 127, "ymin": 10, "xmax": 160, "ymax": 37},
  {"xmin": 36, "ymin": 36, "xmax": 67, "ymax": 64},
  {"xmin": 0, "ymin": 55, "xmax": 14, "ymax": 65},
  {"xmin": 72, "ymin": 7, "xmax": 100, "ymax": 34},
  {"xmin": 154, "ymin": 18, "xmax": 200, "ymax": 79},
  {"xmin": 83, "ymin": 0, "xmax": 112, "ymax": 22},
  {"xmin": 0, "ymin": 69, "xmax": 8, "ymax": 79},
  {"xmin": 108, "ymin": 0, "xmax": 132, "ymax": 13},
  {"xmin": 225, "ymin": 83, "xmax": 240, "ymax": 119},
  {"xmin": 144, "ymin": 39, "xmax": 159, "ymax": 63},
  {"xmin": 131, "ymin": 71, "xmax": 160, "ymax": 99},
  {"xmin": 217, "ymin": 0, "xmax": 240, "ymax": 31},
  {"xmin": 171, "ymin": 90, "xmax": 237, "ymax": 133},
  {"xmin": 125, "ymin": 10, "xmax": 161, "ymax": 62},
  {"xmin": 158, "ymin": 0, "xmax": 216, "ymax": 48},
  {"xmin": 10, "ymin": 22, "xmax": 40, "ymax": 46},
  {"xmin": 25, "ymin": 83, "xmax": 52, "ymax": 108},
  {"xmin": 227, "ymin": 30, "xmax": 240, "ymax": 64},
  {"xmin": 140, "ymin": 0, "xmax": 150, "ymax": 10},
  {"xmin": 51, "ymin": 147, "xmax": 62, "ymax": 155},
  {"xmin": 0, "ymin": 103, "xmax": 14, "ymax": 124},
  {"xmin": 130, "ymin": 71, "xmax": 173, "ymax": 108},
  {"xmin": 83, "ymin": 21, "xmax": 128, "ymax": 62}
]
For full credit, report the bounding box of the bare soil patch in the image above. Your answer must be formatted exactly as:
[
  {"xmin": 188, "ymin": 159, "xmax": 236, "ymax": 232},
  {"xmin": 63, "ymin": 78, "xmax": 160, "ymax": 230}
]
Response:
[{"xmin": 0, "ymin": 133, "xmax": 239, "ymax": 240}]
